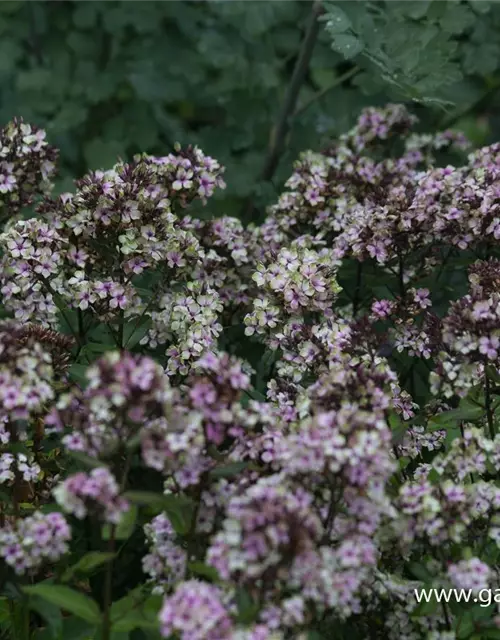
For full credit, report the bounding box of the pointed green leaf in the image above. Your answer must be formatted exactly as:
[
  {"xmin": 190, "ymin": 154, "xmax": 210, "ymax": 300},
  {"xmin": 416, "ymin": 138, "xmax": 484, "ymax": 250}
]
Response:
[
  {"xmin": 61, "ymin": 552, "xmax": 116, "ymax": 582},
  {"xmin": 331, "ymin": 34, "xmax": 364, "ymax": 59},
  {"xmin": 23, "ymin": 585, "xmax": 101, "ymax": 624},
  {"xmin": 209, "ymin": 462, "xmax": 248, "ymax": 478},
  {"xmin": 102, "ymin": 505, "xmax": 137, "ymax": 541},
  {"xmin": 188, "ymin": 562, "xmax": 220, "ymax": 582},
  {"xmin": 321, "ymin": 4, "xmax": 352, "ymax": 33}
]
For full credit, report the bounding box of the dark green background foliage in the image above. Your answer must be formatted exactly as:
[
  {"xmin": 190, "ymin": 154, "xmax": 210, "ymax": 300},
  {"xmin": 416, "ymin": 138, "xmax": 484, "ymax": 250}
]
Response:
[{"xmin": 2, "ymin": 0, "xmax": 500, "ymax": 222}]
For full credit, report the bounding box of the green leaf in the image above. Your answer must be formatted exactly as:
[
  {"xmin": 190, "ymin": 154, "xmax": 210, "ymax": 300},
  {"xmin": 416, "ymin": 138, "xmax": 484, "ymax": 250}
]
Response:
[
  {"xmin": 123, "ymin": 491, "xmax": 195, "ymax": 534},
  {"xmin": 60, "ymin": 616, "xmax": 97, "ymax": 640},
  {"xmin": 330, "ymin": 34, "xmax": 364, "ymax": 59},
  {"xmin": 84, "ymin": 139, "xmax": 125, "ymax": 171},
  {"xmin": 102, "ymin": 505, "xmax": 137, "ymax": 541},
  {"xmin": 116, "ymin": 504, "xmax": 137, "ymax": 539},
  {"xmin": 23, "ymin": 585, "xmax": 101, "ymax": 625},
  {"xmin": 68, "ymin": 451, "xmax": 109, "ymax": 470},
  {"xmin": 0, "ymin": 597, "xmax": 10, "ymax": 625},
  {"xmin": 80, "ymin": 342, "xmax": 116, "ymax": 357},
  {"xmin": 135, "ymin": 493, "xmax": 196, "ymax": 536},
  {"xmin": 411, "ymin": 592, "xmax": 439, "ymax": 617},
  {"xmin": 421, "ymin": 1, "xmax": 448, "ymax": 22},
  {"xmin": 73, "ymin": 3, "xmax": 99, "ymax": 29},
  {"xmin": 440, "ymin": 3, "xmax": 474, "ymax": 35},
  {"xmin": 244, "ymin": 389, "xmax": 266, "ymax": 402},
  {"xmin": 110, "ymin": 592, "xmax": 161, "ymax": 634},
  {"xmin": 209, "ymin": 462, "xmax": 248, "ymax": 478},
  {"xmin": 29, "ymin": 597, "xmax": 63, "ymax": 639},
  {"xmin": 187, "ymin": 562, "xmax": 220, "ymax": 582},
  {"xmin": 69, "ymin": 363, "xmax": 89, "ymax": 387},
  {"xmin": 469, "ymin": 0, "xmax": 491, "ymax": 14},
  {"xmin": 123, "ymin": 491, "xmax": 174, "ymax": 507},
  {"xmin": 408, "ymin": 562, "xmax": 434, "ymax": 582},
  {"xmin": 455, "ymin": 611, "xmax": 475, "ymax": 639},
  {"xmin": 110, "ymin": 587, "xmax": 146, "ymax": 620},
  {"xmin": 321, "ymin": 4, "xmax": 352, "ymax": 34},
  {"xmin": 402, "ymin": 1, "xmax": 432, "ymax": 20},
  {"xmin": 480, "ymin": 630, "xmax": 500, "ymax": 639},
  {"xmin": 428, "ymin": 403, "xmax": 483, "ymax": 429},
  {"xmin": 123, "ymin": 319, "xmax": 152, "ymax": 349},
  {"xmin": 235, "ymin": 588, "xmax": 260, "ymax": 625},
  {"xmin": 61, "ymin": 552, "xmax": 117, "ymax": 583},
  {"xmin": 0, "ymin": 2, "xmax": 23, "ymax": 16}
]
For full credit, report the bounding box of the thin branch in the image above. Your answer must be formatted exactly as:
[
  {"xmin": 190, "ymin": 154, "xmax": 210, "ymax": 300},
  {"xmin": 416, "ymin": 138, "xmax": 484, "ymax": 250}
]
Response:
[
  {"xmin": 261, "ymin": 0, "xmax": 323, "ymax": 183},
  {"xmin": 484, "ymin": 364, "xmax": 496, "ymax": 439},
  {"xmin": 352, "ymin": 260, "xmax": 363, "ymax": 317},
  {"xmin": 294, "ymin": 65, "xmax": 360, "ymax": 119},
  {"xmin": 241, "ymin": 0, "xmax": 323, "ymax": 219},
  {"xmin": 440, "ymin": 80, "xmax": 500, "ymax": 130}
]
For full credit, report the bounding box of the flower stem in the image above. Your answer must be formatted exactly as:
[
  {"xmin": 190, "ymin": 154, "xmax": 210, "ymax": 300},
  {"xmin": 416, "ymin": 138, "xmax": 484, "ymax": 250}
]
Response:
[
  {"xmin": 241, "ymin": 0, "xmax": 322, "ymax": 219},
  {"xmin": 352, "ymin": 261, "xmax": 363, "ymax": 317},
  {"xmin": 101, "ymin": 526, "xmax": 116, "ymax": 640},
  {"xmin": 484, "ymin": 365, "xmax": 496, "ymax": 439}
]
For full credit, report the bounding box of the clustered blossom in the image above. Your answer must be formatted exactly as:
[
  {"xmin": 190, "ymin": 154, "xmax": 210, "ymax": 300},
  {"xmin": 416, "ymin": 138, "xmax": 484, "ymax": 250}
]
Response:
[
  {"xmin": 4, "ymin": 104, "xmax": 500, "ymax": 638},
  {"xmin": 207, "ymin": 474, "xmax": 323, "ymax": 584},
  {"xmin": 0, "ymin": 144, "xmax": 227, "ymax": 373},
  {"xmin": 143, "ymin": 513, "xmax": 187, "ymax": 594},
  {"xmin": 429, "ymin": 260, "xmax": 500, "ymax": 399},
  {"xmin": 0, "ymin": 452, "xmax": 40, "ymax": 485},
  {"xmin": 0, "ymin": 119, "xmax": 57, "ymax": 217},
  {"xmin": 142, "ymin": 281, "xmax": 223, "ymax": 376},
  {"xmin": 181, "ymin": 215, "xmax": 254, "ymax": 307},
  {"xmin": 0, "ymin": 321, "xmax": 55, "ymax": 423},
  {"xmin": 46, "ymin": 351, "xmax": 174, "ymax": 458},
  {"xmin": 187, "ymin": 351, "xmax": 252, "ymax": 445},
  {"xmin": 244, "ymin": 246, "xmax": 341, "ymax": 338},
  {"xmin": 0, "ymin": 511, "xmax": 70, "ymax": 575},
  {"xmin": 159, "ymin": 581, "xmax": 233, "ymax": 640},
  {"xmin": 53, "ymin": 467, "xmax": 129, "ymax": 524},
  {"xmin": 448, "ymin": 557, "xmax": 491, "ymax": 593}
]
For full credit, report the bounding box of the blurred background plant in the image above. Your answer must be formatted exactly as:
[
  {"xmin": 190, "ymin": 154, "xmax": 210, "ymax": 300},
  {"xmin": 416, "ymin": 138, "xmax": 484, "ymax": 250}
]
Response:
[{"xmin": 1, "ymin": 0, "xmax": 500, "ymax": 223}]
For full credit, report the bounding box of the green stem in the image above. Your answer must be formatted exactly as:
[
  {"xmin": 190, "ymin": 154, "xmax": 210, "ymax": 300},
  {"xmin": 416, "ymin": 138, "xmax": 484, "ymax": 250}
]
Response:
[
  {"xmin": 241, "ymin": 0, "xmax": 322, "ymax": 219},
  {"xmin": 101, "ymin": 453, "xmax": 131, "ymax": 640},
  {"xmin": 37, "ymin": 275, "xmax": 90, "ymax": 363},
  {"xmin": 440, "ymin": 80, "xmax": 500, "ymax": 130},
  {"xmin": 484, "ymin": 364, "xmax": 496, "ymax": 439},
  {"xmin": 261, "ymin": 0, "xmax": 322, "ymax": 182},
  {"xmin": 101, "ymin": 526, "xmax": 116, "ymax": 640},
  {"xmin": 294, "ymin": 65, "xmax": 360, "ymax": 119},
  {"xmin": 118, "ymin": 309, "xmax": 124, "ymax": 351},
  {"xmin": 398, "ymin": 252, "xmax": 406, "ymax": 303},
  {"xmin": 8, "ymin": 599, "xmax": 30, "ymax": 640},
  {"xmin": 352, "ymin": 260, "xmax": 363, "ymax": 317}
]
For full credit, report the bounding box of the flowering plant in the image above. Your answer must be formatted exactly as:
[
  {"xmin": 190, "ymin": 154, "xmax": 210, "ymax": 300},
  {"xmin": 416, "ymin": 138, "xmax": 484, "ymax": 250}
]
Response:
[{"xmin": 1, "ymin": 106, "xmax": 500, "ymax": 640}]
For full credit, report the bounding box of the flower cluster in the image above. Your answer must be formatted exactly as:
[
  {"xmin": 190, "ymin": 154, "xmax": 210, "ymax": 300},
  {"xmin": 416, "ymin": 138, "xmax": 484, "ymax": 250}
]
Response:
[
  {"xmin": 143, "ymin": 512, "xmax": 187, "ymax": 594},
  {"xmin": 3, "ymin": 105, "xmax": 500, "ymax": 638},
  {"xmin": 0, "ymin": 452, "xmax": 40, "ymax": 485},
  {"xmin": 0, "ymin": 119, "xmax": 57, "ymax": 218},
  {"xmin": 159, "ymin": 581, "xmax": 233, "ymax": 640},
  {"xmin": 46, "ymin": 351, "xmax": 173, "ymax": 458},
  {"xmin": 186, "ymin": 351, "xmax": 252, "ymax": 445},
  {"xmin": 0, "ymin": 145, "xmax": 227, "ymax": 373},
  {"xmin": 0, "ymin": 511, "xmax": 70, "ymax": 575},
  {"xmin": 142, "ymin": 281, "xmax": 223, "ymax": 376},
  {"xmin": 0, "ymin": 321, "xmax": 55, "ymax": 423},
  {"xmin": 244, "ymin": 245, "xmax": 341, "ymax": 337},
  {"xmin": 53, "ymin": 467, "xmax": 129, "ymax": 524},
  {"xmin": 207, "ymin": 474, "xmax": 323, "ymax": 584},
  {"xmin": 430, "ymin": 260, "xmax": 500, "ymax": 398},
  {"xmin": 448, "ymin": 557, "xmax": 491, "ymax": 592}
]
